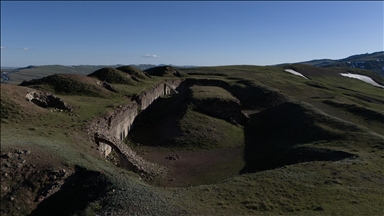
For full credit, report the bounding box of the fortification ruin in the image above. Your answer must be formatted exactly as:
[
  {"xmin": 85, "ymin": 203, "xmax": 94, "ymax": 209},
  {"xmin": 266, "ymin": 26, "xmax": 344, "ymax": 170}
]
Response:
[{"xmin": 86, "ymin": 78, "xmax": 246, "ymax": 177}]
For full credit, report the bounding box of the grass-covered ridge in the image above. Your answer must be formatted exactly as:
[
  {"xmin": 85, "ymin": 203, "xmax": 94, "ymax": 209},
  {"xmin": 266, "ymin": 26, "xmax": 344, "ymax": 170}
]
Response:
[
  {"xmin": 116, "ymin": 65, "xmax": 149, "ymax": 80},
  {"xmin": 19, "ymin": 74, "xmax": 111, "ymax": 97},
  {"xmin": 190, "ymin": 85, "xmax": 237, "ymax": 101},
  {"xmin": 87, "ymin": 67, "xmax": 136, "ymax": 85},
  {"xmin": 144, "ymin": 65, "xmax": 186, "ymax": 77}
]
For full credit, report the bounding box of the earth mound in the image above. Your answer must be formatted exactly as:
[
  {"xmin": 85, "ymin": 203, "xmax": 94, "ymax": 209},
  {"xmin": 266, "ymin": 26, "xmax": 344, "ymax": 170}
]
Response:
[
  {"xmin": 116, "ymin": 65, "xmax": 150, "ymax": 80},
  {"xmin": 229, "ymin": 79, "xmax": 288, "ymax": 110},
  {"xmin": 242, "ymin": 101, "xmax": 360, "ymax": 173},
  {"xmin": 190, "ymin": 85, "xmax": 248, "ymax": 125},
  {"xmin": 88, "ymin": 67, "xmax": 135, "ymax": 85},
  {"xmin": 19, "ymin": 74, "xmax": 111, "ymax": 97},
  {"xmin": 144, "ymin": 66, "xmax": 183, "ymax": 77}
]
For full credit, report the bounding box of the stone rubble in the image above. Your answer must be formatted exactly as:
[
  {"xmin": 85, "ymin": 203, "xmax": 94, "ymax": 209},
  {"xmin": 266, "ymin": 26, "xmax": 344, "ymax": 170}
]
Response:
[{"xmin": 25, "ymin": 90, "xmax": 73, "ymax": 111}]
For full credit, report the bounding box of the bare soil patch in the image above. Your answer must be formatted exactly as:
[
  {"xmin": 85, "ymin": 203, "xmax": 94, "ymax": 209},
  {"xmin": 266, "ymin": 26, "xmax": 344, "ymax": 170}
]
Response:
[{"xmin": 135, "ymin": 146, "xmax": 244, "ymax": 187}]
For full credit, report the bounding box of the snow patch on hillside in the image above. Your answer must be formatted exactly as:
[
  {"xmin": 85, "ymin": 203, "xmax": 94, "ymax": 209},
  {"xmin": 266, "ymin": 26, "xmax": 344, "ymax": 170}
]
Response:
[
  {"xmin": 284, "ymin": 69, "xmax": 308, "ymax": 79},
  {"xmin": 340, "ymin": 73, "xmax": 384, "ymax": 88}
]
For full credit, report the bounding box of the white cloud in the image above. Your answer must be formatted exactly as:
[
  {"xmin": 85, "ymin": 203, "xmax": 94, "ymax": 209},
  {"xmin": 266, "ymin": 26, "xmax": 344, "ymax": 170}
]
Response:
[
  {"xmin": 20, "ymin": 47, "xmax": 30, "ymax": 50},
  {"xmin": 142, "ymin": 54, "xmax": 159, "ymax": 58},
  {"xmin": 0, "ymin": 46, "xmax": 5, "ymax": 49}
]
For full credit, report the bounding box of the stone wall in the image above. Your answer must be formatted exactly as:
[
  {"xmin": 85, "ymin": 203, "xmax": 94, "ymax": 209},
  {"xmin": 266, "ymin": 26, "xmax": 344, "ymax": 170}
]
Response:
[
  {"xmin": 134, "ymin": 79, "xmax": 182, "ymax": 110},
  {"xmin": 86, "ymin": 101, "xmax": 139, "ymax": 142},
  {"xmin": 88, "ymin": 79, "xmax": 183, "ymax": 142},
  {"xmin": 94, "ymin": 133, "xmax": 166, "ymax": 177}
]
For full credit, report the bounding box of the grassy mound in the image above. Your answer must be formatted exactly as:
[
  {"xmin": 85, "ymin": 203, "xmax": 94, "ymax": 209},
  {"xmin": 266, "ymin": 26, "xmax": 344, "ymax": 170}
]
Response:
[
  {"xmin": 116, "ymin": 65, "xmax": 148, "ymax": 80},
  {"xmin": 229, "ymin": 79, "xmax": 288, "ymax": 110},
  {"xmin": 323, "ymin": 99, "xmax": 384, "ymax": 123},
  {"xmin": 19, "ymin": 74, "xmax": 108, "ymax": 97},
  {"xmin": 242, "ymin": 101, "xmax": 360, "ymax": 173},
  {"xmin": 174, "ymin": 107, "xmax": 244, "ymax": 149},
  {"xmin": 144, "ymin": 66, "xmax": 184, "ymax": 77},
  {"xmin": 189, "ymin": 85, "xmax": 247, "ymax": 125},
  {"xmin": 190, "ymin": 85, "xmax": 237, "ymax": 101},
  {"xmin": 88, "ymin": 67, "xmax": 135, "ymax": 85}
]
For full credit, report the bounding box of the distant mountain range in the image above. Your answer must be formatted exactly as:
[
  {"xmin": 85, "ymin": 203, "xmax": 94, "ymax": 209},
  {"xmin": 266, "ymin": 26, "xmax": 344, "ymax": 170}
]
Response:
[
  {"xmin": 296, "ymin": 51, "xmax": 384, "ymax": 77},
  {"xmin": 2, "ymin": 51, "xmax": 383, "ymax": 78}
]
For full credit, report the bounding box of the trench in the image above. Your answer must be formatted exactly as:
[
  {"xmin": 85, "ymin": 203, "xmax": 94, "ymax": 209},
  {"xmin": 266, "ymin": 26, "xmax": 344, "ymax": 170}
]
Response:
[{"xmin": 91, "ymin": 78, "xmax": 357, "ymax": 186}]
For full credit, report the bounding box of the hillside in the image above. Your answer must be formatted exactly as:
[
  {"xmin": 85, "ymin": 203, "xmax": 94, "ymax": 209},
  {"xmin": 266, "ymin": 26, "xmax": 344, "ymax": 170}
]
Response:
[
  {"xmin": 144, "ymin": 65, "xmax": 185, "ymax": 77},
  {"xmin": 1, "ymin": 64, "xmax": 194, "ymax": 84},
  {"xmin": 1, "ymin": 63, "xmax": 384, "ymax": 215},
  {"xmin": 296, "ymin": 51, "xmax": 384, "ymax": 77}
]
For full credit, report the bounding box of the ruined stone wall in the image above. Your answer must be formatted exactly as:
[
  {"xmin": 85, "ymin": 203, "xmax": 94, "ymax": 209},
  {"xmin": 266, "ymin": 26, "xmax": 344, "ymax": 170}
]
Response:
[
  {"xmin": 88, "ymin": 79, "xmax": 183, "ymax": 142},
  {"xmin": 109, "ymin": 102, "xmax": 138, "ymax": 141},
  {"xmin": 135, "ymin": 79, "xmax": 183, "ymax": 110},
  {"xmin": 94, "ymin": 133, "xmax": 167, "ymax": 177},
  {"xmin": 87, "ymin": 101, "xmax": 139, "ymax": 141}
]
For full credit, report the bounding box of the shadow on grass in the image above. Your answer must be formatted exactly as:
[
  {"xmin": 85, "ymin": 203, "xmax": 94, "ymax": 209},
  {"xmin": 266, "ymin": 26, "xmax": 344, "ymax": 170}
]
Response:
[
  {"xmin": 241, "ymin": 102, "xmax": 356, "ymax": 174},
  {"xmin": 28, "ymin": 166, "xmax": 109, "ymax": 216}
]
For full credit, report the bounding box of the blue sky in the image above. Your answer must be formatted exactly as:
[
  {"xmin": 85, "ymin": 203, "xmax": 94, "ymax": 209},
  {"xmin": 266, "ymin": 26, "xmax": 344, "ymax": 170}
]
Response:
[{"xmin": 1, "ymin": 1, "xmax": 383, "ymax": 67}]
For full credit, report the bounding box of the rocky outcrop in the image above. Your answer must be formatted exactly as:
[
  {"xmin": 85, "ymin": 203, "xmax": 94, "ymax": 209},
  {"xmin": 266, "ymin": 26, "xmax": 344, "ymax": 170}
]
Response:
[
  {"xmin": 96, "ymin": 80, "xmax": 118, "ymax": 93},
  {"xmin": 25, "ymin": 91, "xmax": 72, "ymax": 111}
]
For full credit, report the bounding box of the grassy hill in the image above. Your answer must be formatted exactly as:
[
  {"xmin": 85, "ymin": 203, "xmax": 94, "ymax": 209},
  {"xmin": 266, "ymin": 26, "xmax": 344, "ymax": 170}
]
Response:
[
  {"xmin": 116, "ymin": 65, "xmax": 149, "ymax": 80},
  {"xmin": 2, "ymin": 64, "xmax": 163, "ymax": 85},
  {"xmin": 1, "ymin": 63, "xmax": 384, "ymax": 215},
  {"xmin": 144, "ymin": 65, "xmax": 186, "ymax": 77},
  {"xmin": 296, "ymin": 51, "xmax": 384, "ymax": 76},
  {"xmin": 87, "ymin": 67, "xmax": 136, "ymax": 85},
  {"xmin": 18, "ymin": 74, "xmax": 115, "ymax": 97}
]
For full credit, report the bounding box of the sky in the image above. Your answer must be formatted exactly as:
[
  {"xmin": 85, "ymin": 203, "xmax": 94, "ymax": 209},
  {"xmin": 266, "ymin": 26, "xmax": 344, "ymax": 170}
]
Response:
[{"xmin": 1, "ymin": 1, "xmax": 383, "ymax": 67}]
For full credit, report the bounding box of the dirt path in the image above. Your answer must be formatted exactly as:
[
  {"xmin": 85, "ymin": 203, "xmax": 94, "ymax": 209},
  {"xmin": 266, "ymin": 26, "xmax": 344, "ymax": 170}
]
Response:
[{"xmin": 135, "ymin": 146, "xmax": 245, "ymax": 187}]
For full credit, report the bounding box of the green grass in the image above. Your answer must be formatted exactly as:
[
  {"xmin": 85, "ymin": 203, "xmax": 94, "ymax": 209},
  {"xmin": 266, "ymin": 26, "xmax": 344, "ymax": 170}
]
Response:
[
  {"xmin": 175, "ymin": 108, "xmax": 244, "ymax": 149},
  {"xmin": 0, "ymin": 98, "xmax": 25, "ymax": 122},
  {"xmin": 190, "ymin": 85, "xmax": 237, "ymax": 101}
]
